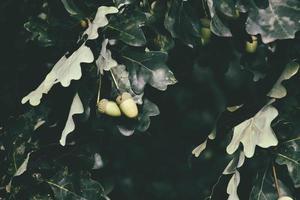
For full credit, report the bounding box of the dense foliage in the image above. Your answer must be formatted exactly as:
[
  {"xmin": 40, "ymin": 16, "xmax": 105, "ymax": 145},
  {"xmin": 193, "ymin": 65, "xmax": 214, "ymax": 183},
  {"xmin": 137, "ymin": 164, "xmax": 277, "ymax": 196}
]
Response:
[{"xmin": 0, "ymin": 0, "xmax": 300, "ymax": 199}]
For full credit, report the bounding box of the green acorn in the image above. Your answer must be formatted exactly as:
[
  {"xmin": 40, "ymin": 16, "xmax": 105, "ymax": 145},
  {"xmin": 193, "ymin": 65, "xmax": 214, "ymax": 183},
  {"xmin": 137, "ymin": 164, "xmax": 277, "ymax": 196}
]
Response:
[
  {"xmin": 97, "ymin": 99, "xmax": 121, "ymax": 117},
  {"xmin": 245, "ymin": 36, "xmax": 258, "ymax": 53},
  {"xmin": 200, "ymin": 18, "xmax": 211, "ymax": 45},
  {"xmin": 116, "ymin": 92, "xmax": 138, "ymax": 118}
]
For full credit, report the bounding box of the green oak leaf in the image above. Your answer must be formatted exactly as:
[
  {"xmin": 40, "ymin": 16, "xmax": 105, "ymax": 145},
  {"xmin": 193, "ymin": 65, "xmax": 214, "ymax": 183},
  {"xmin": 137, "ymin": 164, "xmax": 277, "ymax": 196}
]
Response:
[
  {"xmin": 3, "ymin": 107, "xmax": 49, "ymax": 191},
  {"xmin": 109, "ymin": 10, "xmax": 146, "ymax": 47},
  {"xmin": 164, "ymin": 0, "xmax": 202, "ymax": 46},
  {"xmin": 117, "ymin": 99, "xmax": 159, "ymax": 136},
  {"xmin": 121, "ymin": 49, "xmax": 177, "ymax": 94},
  {"xmin": 46, "ymin": 168, "xmax": 107, "ymax": 200},
  {"xmin": 276, "ymin": 136, "xmax": 300, "ymax": 188},
  {"xmin": 136, "ymin": 99, "xmax": 160, "ymax": 132},
  {"xmin": 243, "ymin": 0, "xmax": 300, "ymax": 43}
]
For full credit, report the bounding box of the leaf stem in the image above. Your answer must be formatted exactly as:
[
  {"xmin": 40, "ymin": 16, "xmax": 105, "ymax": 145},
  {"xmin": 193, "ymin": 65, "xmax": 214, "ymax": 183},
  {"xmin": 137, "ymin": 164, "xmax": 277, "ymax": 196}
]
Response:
[
  {"xmin": 110, "ymin": 69, "xmax": 120, "ymax": 91},
  {"xmin": 205, "ymin": 174, "xmax": 223, "ymax": 200},
  {"xmin": 97, "ymin": 75, "xmax": 102, "ymax": 103}
]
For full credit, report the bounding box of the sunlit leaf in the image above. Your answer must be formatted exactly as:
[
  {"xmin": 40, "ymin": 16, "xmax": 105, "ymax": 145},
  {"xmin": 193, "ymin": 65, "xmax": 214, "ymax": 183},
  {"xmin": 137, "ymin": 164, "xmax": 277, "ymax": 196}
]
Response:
[
  {"xmin": 60, "ymin": 93, "xmax": 84, "ymax": 146},
  {"xmin": 84, "ymin": 6, "xmax": 118, "ymax": 40},
  {"xmin": 22, "ymin": 44, "xmax": 94, "ymax": 106},
  {"xmin": 268, "ymin": 61, "xmax": 299, "ymax": 99},
  {"xmin": 226, "ymin": 102, "xmax": 278, "ymax": 158},
  {"xmin": 227, "ymin": 171, "xmax": 240, "ymax": 200}
]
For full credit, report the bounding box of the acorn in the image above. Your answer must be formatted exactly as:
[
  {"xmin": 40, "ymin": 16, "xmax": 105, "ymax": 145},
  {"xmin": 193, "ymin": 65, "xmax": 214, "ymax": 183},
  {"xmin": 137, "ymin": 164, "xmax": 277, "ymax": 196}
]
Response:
[
  {"xmin": 245, "ymin": 36, "xmax": 258, "ymax": 53},
  {"xmin": 116, "ymin": 92, "xmax": 138, "ymax": 118},
  {"xmin": 200, "ymin": 27, "xmax": 212, "ymax": 45},
  {"xmin": 97, "ymin": 99, "xmax": 121, "ymax": 117},
  {"xmin": 200, "ymin": 18, "xmax": 211, "ymax": 45},
  {"xmin": 278, "ymin": 196, "xmax": 293, "ymax": 200},
  {"xmin": 80, "ymin": 19, "xmax": 88, "ymax": 28}
]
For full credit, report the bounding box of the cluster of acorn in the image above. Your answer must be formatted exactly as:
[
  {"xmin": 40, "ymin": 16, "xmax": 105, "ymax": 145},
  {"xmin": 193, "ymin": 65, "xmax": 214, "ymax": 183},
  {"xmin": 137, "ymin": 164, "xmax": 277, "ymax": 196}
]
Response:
[
  {"xmin": 200, "ymin": 17, "xmax": 258, "ymax": 53},
  {"xmin": 97, "ymin": 92, "xmax": 138, "ymax": 118}
]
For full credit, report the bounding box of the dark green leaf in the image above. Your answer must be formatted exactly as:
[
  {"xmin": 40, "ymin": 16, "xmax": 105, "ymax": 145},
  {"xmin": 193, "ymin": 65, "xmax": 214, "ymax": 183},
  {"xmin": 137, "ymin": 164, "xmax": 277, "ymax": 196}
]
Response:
[
  {"xmin": 121, "ymin": 49, "xmax": 177, "ymax": 94},
  {"xmin": 46, "ymin": 168, "xmax": 106, "ymax": 200},
  {"xmin": 109, "ymin": 10, "xmax": 147, "ymax": 47},
  {"xmin": 276, "ymin": 136, "xmax": 300, "ymax": 188},
  {"xmin": 243, "ymin": 0, "xmax": 300, "ymax": 43},
  {"xmin": 136, "ymin": 99, "xmax": 160, "ymax": 132},
  {"xmin": 249, "ymin": 166, "xmax": 277, "ymax": 200},
  {"xmin": 164, "ymin": 0, "xmax": 202, "ymax": 46}
]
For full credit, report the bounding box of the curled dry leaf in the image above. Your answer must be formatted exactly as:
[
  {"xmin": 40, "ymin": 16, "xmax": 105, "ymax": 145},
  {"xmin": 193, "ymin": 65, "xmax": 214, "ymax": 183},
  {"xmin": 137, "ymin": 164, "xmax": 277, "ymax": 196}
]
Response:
[
  {"xmin": 226, "ymin": 103, "xmax": 278, "ymax": 158},
  {"xmin": 59, "ymin": 93, "xmax": 84, "ymax": 146},
  {"xmin": 22, "ymin": 44, "xmax": 94, "ymax": 106}
]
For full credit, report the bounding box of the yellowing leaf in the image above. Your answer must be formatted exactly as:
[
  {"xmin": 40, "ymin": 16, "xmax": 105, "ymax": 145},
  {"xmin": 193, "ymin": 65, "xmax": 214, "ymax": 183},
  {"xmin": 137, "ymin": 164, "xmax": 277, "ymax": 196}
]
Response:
[
  {"xmin": 22, "ymin": 44, "xmax": 94, "ymax": 106},
  {"xmin": 59, "ymin": 93, "xmax": 84, "ymax": 146},
  {"xmin": 84, "ymin": 6, "xmax": 118, "ymax": 40},
  {"xmin": 268, "ymin": 61, "xmax": 299, "ymax": 99},
  {"xmin": 226, "ymin": 103, "xmax": 278, "ymax": 158}
]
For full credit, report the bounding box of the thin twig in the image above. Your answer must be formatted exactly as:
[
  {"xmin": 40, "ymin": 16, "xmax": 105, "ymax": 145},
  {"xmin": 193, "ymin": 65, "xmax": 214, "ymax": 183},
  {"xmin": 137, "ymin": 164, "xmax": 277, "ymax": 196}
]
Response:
[{"xmin": 272, "ymin": 164, "xmax": 280, "ymax": 197}]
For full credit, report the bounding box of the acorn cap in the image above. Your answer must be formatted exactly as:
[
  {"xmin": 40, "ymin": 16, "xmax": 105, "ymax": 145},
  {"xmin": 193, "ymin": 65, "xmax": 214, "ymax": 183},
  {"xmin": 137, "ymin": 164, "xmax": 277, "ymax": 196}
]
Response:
[
  {"xmin": 278, "ymin": 196, "xmax": 293, "ymax": 200},
  {"xmin": 97, "ymin": 99, "xmax": 108, "ymax": 113},
  {"xmin": 116, "ymin": 92, "xmax": 132, "ymax": 105}
]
